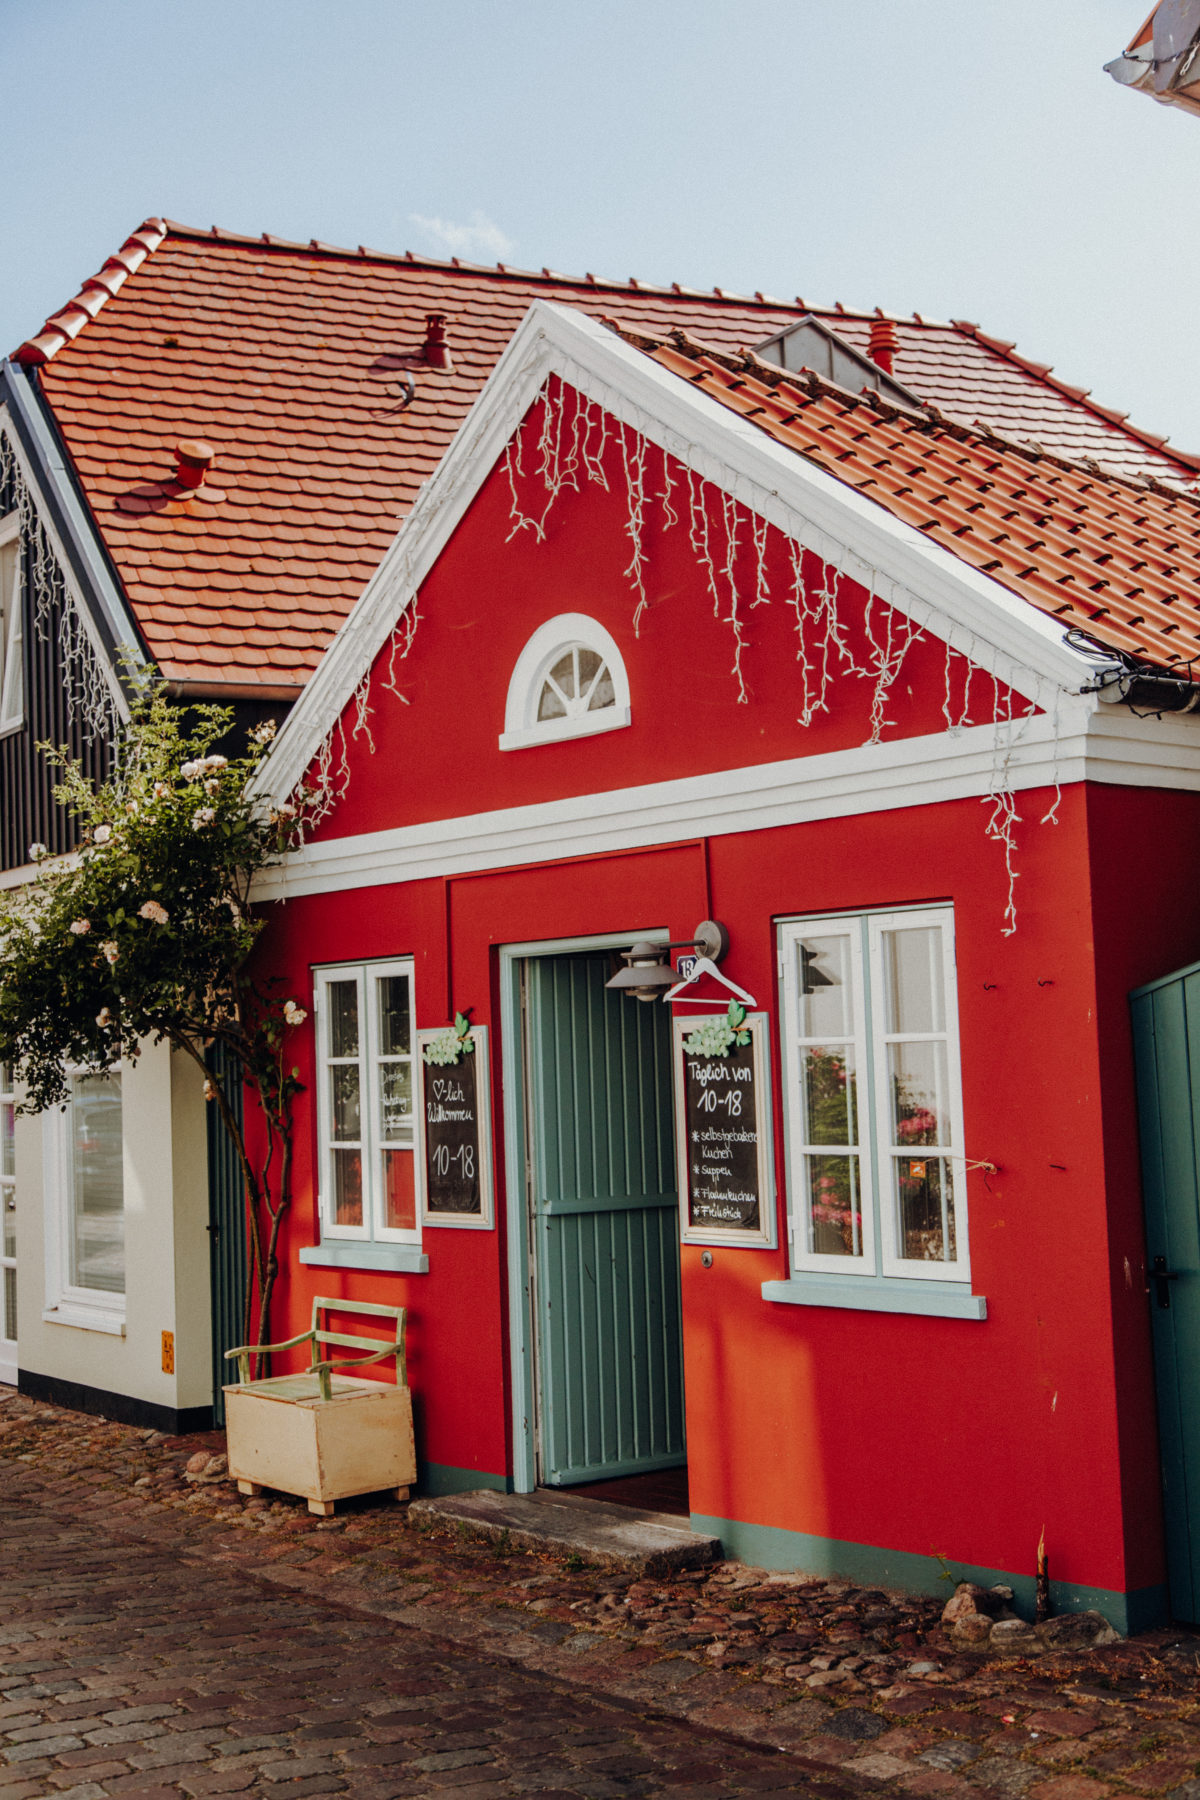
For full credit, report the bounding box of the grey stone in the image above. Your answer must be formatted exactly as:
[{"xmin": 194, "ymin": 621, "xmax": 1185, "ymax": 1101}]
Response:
[
  {"xmin": 1034, "ymin": 1610, "xmax": 1119, "ymax": 1649},
  {"xmin": 950, "ymin": 1612, "xmax": 993, "ymax": 1646},
  {"xmin": 970, "ymin": 1755, "xmax": 1041, "ymax": 1796},
  {"xmin": 989, "ymin": 1618, "xmax": 1036, "ymax": 1647},
  {"xmin": 408, "ymin": 1490, "xmax": 720, "ymax": 1576},
  {"xmin": 823, "ymin": 1708, "xmax": 887, "ymax": 1741},
  {"xmin": 921, "ymin": 1738, "xmax": 983, "ymax": 1770}
]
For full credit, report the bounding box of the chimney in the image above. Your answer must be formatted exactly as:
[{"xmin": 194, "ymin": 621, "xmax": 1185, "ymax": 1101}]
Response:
[
  {"xmin": 867, "ymin": 317, "xmax": 898, "ymax": 376},
  {"xmin": 174, "ymin": 440, "xmax": 215, "ymax": 490},
  {"xmin": 422, "ymin": 313, "xmax": 453, "ymax": 371}
]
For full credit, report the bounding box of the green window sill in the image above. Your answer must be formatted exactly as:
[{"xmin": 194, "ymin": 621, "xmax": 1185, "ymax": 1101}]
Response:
[
  {"xmin": 762, "ymin": 1276, "xmax": 986, "ymax": 1320},
  {"xmin": 299, "ymin": 1242, "xmax": 429, "ymax": 1274}
]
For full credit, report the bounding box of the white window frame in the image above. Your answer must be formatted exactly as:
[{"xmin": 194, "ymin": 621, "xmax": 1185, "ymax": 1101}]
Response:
[
  {"xmin": 0, "ymin": 512, "xmax": 24, "ymax": 736},
  {"xmin": 778, "ymin": 905, "xmax": 970, "ymax": 1290},
  {"xmin": 42, "ymin": 1067, "xmax": 126, "ymax": 1336},
  {"xmin": 314, "ymin": 957, "xmax": 420, "ymax": 1249},
  {"xmin": 499, "ymin": 612, "xmax": 631, "ymax": 751}
]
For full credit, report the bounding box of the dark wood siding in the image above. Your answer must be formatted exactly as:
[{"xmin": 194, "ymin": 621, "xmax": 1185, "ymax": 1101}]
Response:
[{"xmin": 0, "ymin": 436, "xmax": 117, "ymax": 871}]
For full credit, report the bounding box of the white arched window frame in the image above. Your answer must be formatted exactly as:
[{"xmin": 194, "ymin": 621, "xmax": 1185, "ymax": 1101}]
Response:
[{"xmin": 499, "ymin": 613, "xmax": 631, "ymax": 752}]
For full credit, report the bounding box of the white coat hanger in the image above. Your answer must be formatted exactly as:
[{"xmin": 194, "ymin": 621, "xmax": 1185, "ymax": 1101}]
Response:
[{"xmin": 663, "ymin": 956, "xmax": 757, "ymax": 1008}]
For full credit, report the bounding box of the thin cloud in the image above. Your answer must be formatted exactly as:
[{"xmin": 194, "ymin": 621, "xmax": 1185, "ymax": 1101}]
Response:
[{"xmin": 408, "ymin": 210, "xmax": 516, "ymax": 263}]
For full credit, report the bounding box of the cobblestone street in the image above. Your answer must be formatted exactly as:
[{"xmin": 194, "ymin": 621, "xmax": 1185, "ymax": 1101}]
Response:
[
  {"xmin": 0, "ymin": 1479, "xmax": 853, "ymax": 1800},
  {"xmin": 6, "ymin": 1393, "xmax": 1200, "ymax": 1800}
]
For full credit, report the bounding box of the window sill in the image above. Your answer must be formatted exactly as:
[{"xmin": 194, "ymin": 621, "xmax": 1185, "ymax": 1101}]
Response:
[
  {"xmin": 499, "ymin": 706, "xmax": 631, "ymax": 752},
  {"xmin": 761, "ymin": 1277, "xmax": 987, "ymax": 1320},
  {"xmin": 42, "ymin": 1303, "xmax": 126, "ymax": 1336},
  {"xmin": 299, "ymin": 1242, "xmax": 429, "ymax": 1274}
]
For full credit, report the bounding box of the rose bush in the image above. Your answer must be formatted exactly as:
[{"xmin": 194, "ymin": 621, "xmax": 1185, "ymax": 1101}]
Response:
[{"xmin": 0, "ymin": 688, "xmax": 303, "ymax": 1356}]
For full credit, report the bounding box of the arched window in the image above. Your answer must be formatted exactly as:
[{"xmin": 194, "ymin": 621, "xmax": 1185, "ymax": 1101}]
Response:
[{"xmin": 500, "ymin": 614, "xmax": 631, "ymax": 751}]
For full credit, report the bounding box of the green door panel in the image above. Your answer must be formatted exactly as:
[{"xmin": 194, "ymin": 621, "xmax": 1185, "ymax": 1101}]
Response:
[
  {"xmin": 526, "ymin": 952, "xmax": 685, "ymax": 1485},
  {"xmin": 1133, "ymin": 966, "xmax": 1200, "ymax": 1623}
]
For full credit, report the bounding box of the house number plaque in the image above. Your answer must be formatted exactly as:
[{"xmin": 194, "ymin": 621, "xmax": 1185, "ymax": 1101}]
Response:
[
  {"xmin": 673, "ymin": 1013, "xmax": 776, "ymax": 1248},
  {"xmin": 415, "ymin": 1026, "xmax": 494, "ymax": 1229}
]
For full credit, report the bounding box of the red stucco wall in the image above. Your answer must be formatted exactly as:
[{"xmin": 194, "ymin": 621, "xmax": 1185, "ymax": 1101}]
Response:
[{"xmin": 246, "ymin": 397, "xmax": 1200, "ymax": 1607}]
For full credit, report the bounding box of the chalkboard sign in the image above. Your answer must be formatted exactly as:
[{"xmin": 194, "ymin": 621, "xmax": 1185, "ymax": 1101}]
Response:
[
  {"xmin": 416, "ymin": 1026, "xmax": 494, "ymax": 1230},
  {"xmin": 673, "ymin": 1013, "xmax": 775, "ymax": 1247}
]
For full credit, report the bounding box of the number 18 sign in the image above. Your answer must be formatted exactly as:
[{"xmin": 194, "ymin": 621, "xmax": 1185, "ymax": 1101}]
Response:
[{"xmin": 415, "ymin": 1026, "xmax": 495, "ymax": 1229}]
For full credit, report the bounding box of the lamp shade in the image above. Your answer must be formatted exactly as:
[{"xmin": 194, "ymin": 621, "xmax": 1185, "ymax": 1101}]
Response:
[{"xmin": 605, "ymin": 941, "xmax": 677, "ymax": 1003}]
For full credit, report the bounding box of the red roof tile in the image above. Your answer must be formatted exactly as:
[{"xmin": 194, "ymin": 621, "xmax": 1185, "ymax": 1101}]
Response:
[
  {"xmin": 630, "ymin": 327, "xmax": 1200, "ymax": 679},
  {"xmin": 20, "ymin": 220, "xmax": 1200, "ymax": 689}
]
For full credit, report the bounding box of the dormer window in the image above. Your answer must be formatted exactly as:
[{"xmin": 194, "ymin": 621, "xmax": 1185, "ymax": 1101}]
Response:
[
  {"xmin": 0, "ymin": 515, "xmax": 23, "ymax": 734},
  {"xmin": 500, "ymin": 614, "xmax": 631, "ymax": 751}
]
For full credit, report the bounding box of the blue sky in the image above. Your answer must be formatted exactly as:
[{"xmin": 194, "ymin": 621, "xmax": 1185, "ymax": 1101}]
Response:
[{"xmin": 3, "ymin": 1, "xmax": 1196, "ymax": 451}]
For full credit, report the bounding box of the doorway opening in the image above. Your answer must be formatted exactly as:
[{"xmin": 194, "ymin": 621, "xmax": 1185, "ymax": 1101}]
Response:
[{"xmin": 503, "ymin": 936, "xmax": 686, "ymax": 1503}]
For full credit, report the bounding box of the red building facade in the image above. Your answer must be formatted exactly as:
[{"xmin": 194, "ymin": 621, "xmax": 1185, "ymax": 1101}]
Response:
[{"xmin": 249, "ymin": 303, "xmax": 1200, "ymax": 1632}]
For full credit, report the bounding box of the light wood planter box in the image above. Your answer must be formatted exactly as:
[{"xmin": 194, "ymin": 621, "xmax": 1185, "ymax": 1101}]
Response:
[{"xmin": 223, "ymin": 1373, "xmax": 417, "ymax": 1517}]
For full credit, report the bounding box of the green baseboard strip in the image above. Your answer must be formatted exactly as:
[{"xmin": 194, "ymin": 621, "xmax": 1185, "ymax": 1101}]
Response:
[
  {"xmin": 418, "ymin": 1461, "xmax": 511, "ymax": 1498},
  {"xmin": 690, "ymin": 1512, "xmax": 1168, "ymax": 1637}
]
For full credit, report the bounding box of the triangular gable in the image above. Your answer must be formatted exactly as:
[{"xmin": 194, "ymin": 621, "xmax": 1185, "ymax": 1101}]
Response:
[{"xmin": 257, "ymin": 302, "xmax": 1097, "ymax": 809}]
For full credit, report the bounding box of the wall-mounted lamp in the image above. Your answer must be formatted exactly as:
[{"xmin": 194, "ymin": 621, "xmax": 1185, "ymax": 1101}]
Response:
[{"xmin": 606, "ymin": 920, "xmax": 730, "ymax": 1004}]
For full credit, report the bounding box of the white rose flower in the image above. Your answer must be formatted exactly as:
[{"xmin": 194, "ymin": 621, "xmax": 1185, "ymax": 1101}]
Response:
[
  {"xmin": 138, "ymin": 900, "xmax": 169, "ymax": 925},
  {"xmin": 92, "ymin": 824, "xmax": 112, "ymax": 845},
  {"xmin": 191, "ymin": 807, "xmax": 216, "ymax": 829},
  {"xmin": 28, "ymin": 842, "xmax": 47, "ymax": 861},
  {"xmin": 69, "ymin": 918, "xmax": 91, "ymax": 936},
  {"xmin": 101, "ymin": 941, "xmax": 120, "ymax": 965},
  {"xmin": 180, "ymin": 760, "xmax": 203, "ymax": 781},
  {"xmin": 96, "ymin": 1008, "xmax": 112, "ymax": 1028}
]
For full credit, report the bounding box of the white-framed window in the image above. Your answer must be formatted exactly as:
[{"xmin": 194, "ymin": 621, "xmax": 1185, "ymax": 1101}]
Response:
[
  {"xmin": 499, "ymin": 612, "xmax": 631, "ymax": 751},
  {"xmin": 43, "ymin": 1068, "xmax": 125, "ymax": 1335},
  {"xmin": 778, "ymin": 906, "xmax": 969, "ymax": 1288},
  {"xmin": 1, "ymin": 1061, "xmax": 16, "ymax": 1378},
  {"xmin": 314, "ymin": 958, "xmax": 419, "ymax": 1247},
  {"xmin": 0, "ymin": 512, "xmax": 24, "ymax": 734}
]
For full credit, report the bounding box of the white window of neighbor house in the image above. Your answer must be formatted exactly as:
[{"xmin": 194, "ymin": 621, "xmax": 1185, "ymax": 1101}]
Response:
[
  {"xmin": 499, "ymin": 613, "xmax": 631, "ymax": 751},
  {"xmin": 0, "ymin": 514, "xmax": 24, "ymax": 734},
  {"xmin": 1, "ymin": 1061, "xmax": 16, "ymax": 1376},
  {"xmin": 779, "ymin": 906, "xmax": 969, "ymax": 1290},
  {"xmin": 314, "ymin": 959, "xmax": 419, "ymax": 1247},
  {"xmin": 43, "ymin": 1069, "xmax": 125, "ymax": 1334}
]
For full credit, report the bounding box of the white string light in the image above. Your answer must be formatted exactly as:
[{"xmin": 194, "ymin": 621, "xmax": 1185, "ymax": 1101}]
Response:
[{"xmin": 0, "ymin": 429, "xmax": 123, "ymax": 742}]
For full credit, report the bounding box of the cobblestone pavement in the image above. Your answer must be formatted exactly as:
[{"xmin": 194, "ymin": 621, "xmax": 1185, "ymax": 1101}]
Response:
[{"xmin": 5, "ymin": 1392, "xmax": 1200, "ymax": 1800}]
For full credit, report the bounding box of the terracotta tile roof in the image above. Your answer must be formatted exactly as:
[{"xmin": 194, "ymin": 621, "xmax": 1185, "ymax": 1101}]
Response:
[
  {"xmin": 629, "ymin": 326, "xmax": 1200, "ymax": 679},
  {"xmin": 15, "ymin": 220, "xmax": 1200, "ymax": 690}
]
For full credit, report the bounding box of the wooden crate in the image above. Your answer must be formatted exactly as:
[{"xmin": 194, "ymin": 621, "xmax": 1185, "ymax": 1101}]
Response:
[{"xmin": 224, "ymin": 1372, "xmax": 416, "ymax": 1516}]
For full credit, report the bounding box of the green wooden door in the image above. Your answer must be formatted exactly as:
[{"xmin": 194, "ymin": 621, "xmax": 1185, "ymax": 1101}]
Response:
[
  {"xmin": 1132, "ymin": 960, "xmax": 1200, "ymax": 1623},
  {"xmin": 525, "ymin": 951, "xmax": 685, "ymax": 1485}
]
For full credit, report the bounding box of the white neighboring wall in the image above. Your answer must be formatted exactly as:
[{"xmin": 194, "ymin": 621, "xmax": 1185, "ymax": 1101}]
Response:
[{"xmin": 14, "ymin": 1039, "xmax": 213, "ymax": 1418}]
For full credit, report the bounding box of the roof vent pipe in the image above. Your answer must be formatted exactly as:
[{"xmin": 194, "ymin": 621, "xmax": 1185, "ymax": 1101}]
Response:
[
  {"xmin": 422, "ymin": 313, "xmax": 453, "ymax": 371},
  {"xmin": 174, "ymin": 440, "xmax": 215, "ymax": 489},
  {"xmin": 868, "ymin": 317, "xmax": 898, "ymax": 376}
]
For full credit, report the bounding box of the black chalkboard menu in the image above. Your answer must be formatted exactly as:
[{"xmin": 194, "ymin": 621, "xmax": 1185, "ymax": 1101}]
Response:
[
  {"xmin": 673, "ymin": 1013, "xmax": 775, "ymax": 1247},
  {"xmin": 416, "ymin": 1026, "xmax": 494, "ymax": 1230}
]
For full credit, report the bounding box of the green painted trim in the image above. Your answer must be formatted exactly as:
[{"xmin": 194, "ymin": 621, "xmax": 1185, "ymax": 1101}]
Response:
[
  {"xmin": 299, "ymin": 1243, "xmax": 429, "ymax": 1274},
  {"xmin": 1132, "ymin": 955, "xmax": 1200, "ymax": 1000},
  {"xmin": 690, "ymin": 1512, "xmax": 1169, "ymax": 1637},
  {"xmin": 762, "ymin": 1277, "xmax": 987, "ymax": 1320},
  {"xmin": 418, "ymin": 1461, "xmax": 511, "ymax": 1497}
]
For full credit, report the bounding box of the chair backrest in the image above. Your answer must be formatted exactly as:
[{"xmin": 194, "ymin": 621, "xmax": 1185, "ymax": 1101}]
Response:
[{"xmin": 310, "ymin": 1295, "xmax": 407, "ymax": 1386}]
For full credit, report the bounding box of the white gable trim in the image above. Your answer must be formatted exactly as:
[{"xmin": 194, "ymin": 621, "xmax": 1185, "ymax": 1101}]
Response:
[
  {"xmin": 0, "ymin": 395, "xmax": 134, "ymax": 723},
  {"xmin": 251, "ymin": 696, "xmax": 1200, "ymax": 903},
  {"xmin": 253, "ymin": 302, "xmax": 1099, "ymax": 806}
]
